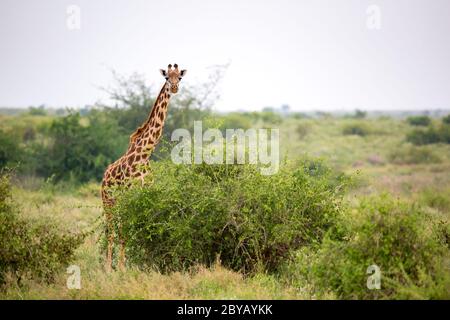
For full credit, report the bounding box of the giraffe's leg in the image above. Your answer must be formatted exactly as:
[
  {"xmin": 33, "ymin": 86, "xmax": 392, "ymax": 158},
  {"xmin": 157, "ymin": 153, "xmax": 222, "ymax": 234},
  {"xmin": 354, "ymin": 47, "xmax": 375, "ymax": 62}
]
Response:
[{"xmin": 105, "ymin": 212, "xmax": 114, "ymax": 272}]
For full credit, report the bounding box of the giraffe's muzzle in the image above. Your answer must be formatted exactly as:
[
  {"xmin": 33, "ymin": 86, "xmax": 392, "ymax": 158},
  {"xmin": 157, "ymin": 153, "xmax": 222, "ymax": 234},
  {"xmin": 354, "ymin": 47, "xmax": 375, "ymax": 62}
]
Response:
[{"xmin": 170, "ymin": 86, "xmax": 178, "ymax": 94}]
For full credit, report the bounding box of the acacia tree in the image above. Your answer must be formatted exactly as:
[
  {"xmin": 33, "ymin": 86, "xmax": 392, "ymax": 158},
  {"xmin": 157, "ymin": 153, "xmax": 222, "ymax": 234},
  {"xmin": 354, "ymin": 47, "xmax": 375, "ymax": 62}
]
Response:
[{"xmin": 97, "ymin": 64, "xmax": 229, "ymax": 159}]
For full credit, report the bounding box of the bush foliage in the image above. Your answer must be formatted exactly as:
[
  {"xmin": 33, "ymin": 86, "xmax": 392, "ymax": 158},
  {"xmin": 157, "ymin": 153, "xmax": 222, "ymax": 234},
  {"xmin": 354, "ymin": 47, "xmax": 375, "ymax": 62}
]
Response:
[
  {"xmin": 4, "ymin": 72, "xmax": 219, "ymax": 183},
  {"xmin": 0, "ymin": 172, "xmax": 83, "ymax": 284},
  {"xmin": 112, "ymin": 160, "xmax": 348, "ymax": 274},
  {"xmin": 407, "ymin": 116, "xmax": 431, "ymax": 126},
  {"xmin": 407, "ymin": 125, "xmax": 450, "ymax": 145},
  {"xmin": 388, "ymin": 145, "xmax": 442, "ymax": 164},
  {"xmin": 0, "ymin": 130, "xmax": 22, "ymax": 170},
  {"xmin": 420, "ymin": 188, "xmax": 450, "ymax": 213},
  {"xmin": 32, "ymin": 112, "xmax": 127, "ymax": 183},
  {"xmin": 442, "ymin": 114, "xmax": 450, "ymax": 125},
  {"xmin": 286, "ymin": 195, "xmax": 449, "ymax": 299},
  {"xmin": 342, "ymin": 123, "xmax": 370, "ymax": 136}
]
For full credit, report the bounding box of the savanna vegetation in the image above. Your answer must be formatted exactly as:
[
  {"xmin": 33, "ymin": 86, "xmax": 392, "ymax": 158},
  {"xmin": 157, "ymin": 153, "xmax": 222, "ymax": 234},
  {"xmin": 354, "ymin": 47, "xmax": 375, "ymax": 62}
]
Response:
[{"xmin": 0, "ymin": 71, "xmax": 449, "ymax": 299}]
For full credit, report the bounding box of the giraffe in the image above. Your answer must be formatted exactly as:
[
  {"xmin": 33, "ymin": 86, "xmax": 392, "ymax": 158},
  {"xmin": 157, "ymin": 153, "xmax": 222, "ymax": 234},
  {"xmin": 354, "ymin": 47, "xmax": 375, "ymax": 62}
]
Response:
[{"xmin": 101, "ymin": 64, "xmax": 187, "ymax": 272}]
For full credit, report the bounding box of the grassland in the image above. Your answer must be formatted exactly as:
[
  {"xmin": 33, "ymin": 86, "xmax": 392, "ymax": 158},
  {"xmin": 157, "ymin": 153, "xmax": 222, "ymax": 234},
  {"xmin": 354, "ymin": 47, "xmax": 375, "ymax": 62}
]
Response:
[{"xmin": 1, "ymin": 114, "xmax": 449, "ymax": 299}]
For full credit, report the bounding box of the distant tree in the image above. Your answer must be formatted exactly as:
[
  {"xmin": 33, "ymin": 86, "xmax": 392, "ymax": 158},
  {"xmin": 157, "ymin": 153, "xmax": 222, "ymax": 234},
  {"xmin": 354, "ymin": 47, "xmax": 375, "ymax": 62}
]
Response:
[
  {"xmin": 260, "ymin": 111, "xmax": 282, "ymax": 124},
  {"xmin": 22, "ymin": 127, "xmax": 36, "ymax": 142},
  {"xmin": 0, "ymin": 130, "xmax": 22, "ymax": 169},
  {"xmin": 218, "ymin": 113, "xmax": 252, "ymax": 131},
  {"xmin": 27, "ymin": 105, "xmax": 47, "ymax": 116},
  {"xmin": 34, "ymin": 112, "xmax": 127, "ymax": 183},
  {"xmin": 342, "ymin": 123, "xmax": 370, "ymax": 136},
  {"xmin": 98, "ymin": 72, "xmax": 157, "ymax": 132},
  {"xmin": 55, "ymin": 108, "xmax": 68, "ymax": 116},
  {"xmin": 262, "ymin": 106, "xmax": 275, "ymax": 113},
  {"xmin": 438, "ymin": 125, "xmax": 450, "ymax": 143},
  {"xmin": 316, "ymin": 111, "xmax": 332, "ymax": 119},
  {"xmin": 290, "ymin": 112, "xmax": 308, "ymax": 119},
  {"xmin": 406, "ymin": 127, "xmax": 440, "ymax": 145},
  {"xmin": 100, "ymin": 65, "xmax": 228, "ymax": 133},
  {"xmin": 79, "ymin": 106, "xmax": 93, "ymax": 116},
  {"xmin": 97, "ymin": 65, "xmax": 228, "ymax": 159},
  {"xmin": 407, "ymin": 116, "xmax": 431, "ymax": 126},
  {"xmin": 442, "ymin": 114, "xmax": 450, "ymax": 125},
  {"xmin": 353, "ymin": 109, "xmax": 367, "ymax": 119}
]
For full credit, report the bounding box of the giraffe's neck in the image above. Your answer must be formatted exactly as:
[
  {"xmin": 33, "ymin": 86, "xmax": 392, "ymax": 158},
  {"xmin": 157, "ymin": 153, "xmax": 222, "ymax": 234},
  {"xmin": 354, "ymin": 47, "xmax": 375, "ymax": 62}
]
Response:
[{"xmin": 126, "ymin": 81, "xmax": 172, "ymax": 162}]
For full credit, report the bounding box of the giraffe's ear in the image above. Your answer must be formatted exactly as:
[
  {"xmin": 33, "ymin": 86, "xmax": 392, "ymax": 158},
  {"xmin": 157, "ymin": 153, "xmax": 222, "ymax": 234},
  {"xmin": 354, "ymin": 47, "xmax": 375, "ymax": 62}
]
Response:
[
  {"xmin": 160, "ymin": 69, "xmax": 167, "ymax": 77},
  {"xmin": 180, "ymin": 69, "xmax": 187, "ymax": 77}
]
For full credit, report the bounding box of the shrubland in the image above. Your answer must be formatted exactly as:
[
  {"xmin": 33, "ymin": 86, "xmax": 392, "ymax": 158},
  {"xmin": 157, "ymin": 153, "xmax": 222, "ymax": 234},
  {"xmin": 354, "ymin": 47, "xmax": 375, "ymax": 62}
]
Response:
[
  {"xmin": 1, "ymin": 71, "xmax": 449, "ymax": 299},
  {"xmin": 0, "ymin": 172, "xmax": 83, "ymax": 285},
  {"xmin": 342, "ymin": 122, "xmax": 371, "ymax": 136},
  {"xmin": 407, "ymin": 123, "xmax": 450, "ymax": 146},
  {"xmin": 110, "ymin": 159, "xmax": 348, "ymax": 274},
  {"xmin": 388, "ymin": 144, "xmax": 442, "ymax": 165},
  {"xmin": 282, "ymin": 195, "xmax": 449, "ymax": 299}
]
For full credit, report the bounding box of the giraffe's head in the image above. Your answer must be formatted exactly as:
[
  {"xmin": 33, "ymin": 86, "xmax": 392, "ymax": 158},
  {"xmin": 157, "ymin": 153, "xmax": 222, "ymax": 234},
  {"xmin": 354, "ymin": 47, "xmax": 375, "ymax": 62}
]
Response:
[{"xmin": 160, "ymin": 64, "xmax": 187, "ymax": 94}]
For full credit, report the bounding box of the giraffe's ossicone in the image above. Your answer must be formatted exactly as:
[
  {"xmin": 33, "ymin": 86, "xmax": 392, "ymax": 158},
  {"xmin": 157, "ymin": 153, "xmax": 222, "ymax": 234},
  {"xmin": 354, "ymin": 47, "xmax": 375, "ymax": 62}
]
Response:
[{"xmin": 101, "ymin": 64, "xmax": 187, "ymax": 272}]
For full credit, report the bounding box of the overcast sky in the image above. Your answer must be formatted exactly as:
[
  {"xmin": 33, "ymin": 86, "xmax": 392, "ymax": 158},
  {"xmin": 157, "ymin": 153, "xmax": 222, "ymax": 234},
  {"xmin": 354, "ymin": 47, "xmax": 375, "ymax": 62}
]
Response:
[{"xmin": 1, "ymin": 0, "xmax": 449, "ymax": 111}]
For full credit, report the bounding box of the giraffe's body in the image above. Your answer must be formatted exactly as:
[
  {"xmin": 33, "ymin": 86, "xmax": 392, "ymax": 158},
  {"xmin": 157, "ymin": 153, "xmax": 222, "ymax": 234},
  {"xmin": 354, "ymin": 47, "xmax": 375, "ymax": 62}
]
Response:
[{"xmin": 101, "ymin": 64, "xmax": 186, "ymax": 271}]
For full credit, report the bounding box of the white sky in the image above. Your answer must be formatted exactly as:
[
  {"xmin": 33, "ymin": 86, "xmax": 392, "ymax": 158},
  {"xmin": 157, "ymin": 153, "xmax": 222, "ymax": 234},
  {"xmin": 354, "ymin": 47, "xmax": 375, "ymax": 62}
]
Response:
[{"xmin": 0, "ymin": 0, "xmax": 449, "ymax": 111}]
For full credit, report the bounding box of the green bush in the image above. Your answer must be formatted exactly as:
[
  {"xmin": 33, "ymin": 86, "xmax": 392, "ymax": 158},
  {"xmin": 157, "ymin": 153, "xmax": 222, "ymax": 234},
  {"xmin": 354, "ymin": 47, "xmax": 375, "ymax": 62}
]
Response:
[
  {"xmin": 407, "ymin": 116, "xmax": 431, "ymax": 126},
  {"xmin": 388, "ymin": 145, "xmax": 442, "ymax": 164},
  {"xmin": 0, "ymin": 172, "xmax": 83, "ymax": 284},
  {"xmin": 442, "ymin": 115, "xmax": 450, "ymax": 125},
  {"xmin": 342, "ymin": 123, "xmax": 370, "ymax": 136},
  {"xmin": 33, "ymin": 111, "xmax": 127, "ymax": 183},
  {"xmin": 296, "ymin": 122, "xmax": 311, "ymax": 139},
  {"xmin": 22, "ymin": 127, "xmax": 36, "ymax": 142},
  {"xmin": 406, "ymin": 127, "xmax": 441, "ymax": 145},
  {"xmin": 406, "ymin": 123, "xmax": 450, "ymax": 146},
  {"xmin": 27, "ymin": 106, "xmax": 47, "ymax": 116},
  {"xmin": 112, "ymin": 159, "xmax": 348, "ymax": 274},
  {"xmin": 290, "ymin": 112, "xmax": 308, "ymax": 119},
  {"xmin": 287, "ymin": 195, "xmax": 449, "ymax": 299},
  {"xmin": 352, "ymin": 109, "xmax": 367, "ymax": 119},
  {"xmin": 421, "ymin": 188, "xmax": 450, "ymax": 213},
  {"xmin": 218, "ymin": 113, "xmax": 252, "ymax": 131},
  {"xmin": 0, "ymin": 130, "xmax": 22, "ymax": 169},
  {"xmin": 260, "ymin": 111, "xmax": 282, "ymax": 124},
  {"xmin": 439, "ymin": 125, "xmax": 450, "ymax": 143}
]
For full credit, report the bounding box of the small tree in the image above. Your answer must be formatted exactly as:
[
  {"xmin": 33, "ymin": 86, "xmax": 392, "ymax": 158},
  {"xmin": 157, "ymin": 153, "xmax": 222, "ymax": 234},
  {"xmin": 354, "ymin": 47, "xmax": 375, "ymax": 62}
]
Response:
[
  {"xmin": 353, "ymin": 109, "xmax": 367, "ymax": 119},
  {"xmin": 0, "ymin": 130, "xmax": 21, "ymax": 169},
  {"xmin": 98, "ymin": 65, "xmax": 228, "ymax": 160},
  {"xmin": 442, "ymin": 114, "xmax": 450, "ymax": 125},
  {"xmin": 27, "ymin": 105, "xmax": 47, "ymax": 116},
  {"xmin": 407, "ymin": 115, "xmax": 431, "ymax": 126}
]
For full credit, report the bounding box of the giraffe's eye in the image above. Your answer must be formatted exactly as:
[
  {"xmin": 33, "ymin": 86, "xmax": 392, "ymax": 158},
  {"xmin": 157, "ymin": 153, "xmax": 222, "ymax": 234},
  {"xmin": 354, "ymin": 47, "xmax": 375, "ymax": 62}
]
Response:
[
  {"xmin": 165, "ymin": 77, "xmax": 169, "ymax": 80},
  {"xmin": 178, "ymin": 77, "xmax": 182, "ymax": 81}
]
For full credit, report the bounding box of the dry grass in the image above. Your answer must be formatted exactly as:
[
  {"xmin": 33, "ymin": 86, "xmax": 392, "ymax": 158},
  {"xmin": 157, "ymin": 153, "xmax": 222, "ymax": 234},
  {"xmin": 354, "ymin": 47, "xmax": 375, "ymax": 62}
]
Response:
[
  {"xmin": 351, "ymin": 163, "xmax": 450, "ymax": 197},
  {"xmin": 2, "ymin": 246, "xmax": 304, "ymax": 299}
]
